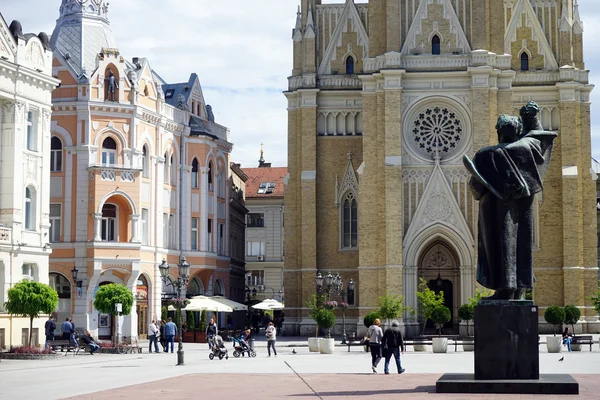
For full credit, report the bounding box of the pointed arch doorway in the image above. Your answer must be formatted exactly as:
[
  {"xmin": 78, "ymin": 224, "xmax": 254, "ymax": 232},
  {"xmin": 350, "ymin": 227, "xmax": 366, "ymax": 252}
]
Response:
[{"xmin": 418, "ymin": 239, "xmax": 461, "ymax": 334}]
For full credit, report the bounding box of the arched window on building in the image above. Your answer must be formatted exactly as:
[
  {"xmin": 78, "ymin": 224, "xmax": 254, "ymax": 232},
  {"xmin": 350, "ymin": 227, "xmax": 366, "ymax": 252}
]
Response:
[
  {"xmin": 345, "ymin": 56, "xmax": 355, "ymax": 74},
  {"xmin": 25, "ymin": 186, "xmax": 36, "ymax": 231},
  {"xmin": 192, "ymin": 158, "xmax": 199, "ymax": 188},
  {"xmin": 521, "ymin": 52, "xmax": 529, "ymax": 71},
  {"xmin": 208, "ymin": 161, "xmax": 213, "ymax": 191},
  {"xmin": 101, "ymin": 137, "xmax": 117, "ymax": 166},
  {"xmin": 163, "ymin": 152, "xmax": 169, "ymax": 183},
  {"xmin": 142, "ymin": 145, "xmax": 149, "ymax": 178},
  {"xmin": 170, "ymin": 154, "xmax": 177, "ymax": 185},
  {"xmin": 50, "ymin": 136, "xmax": 63, "ymax": 172},
  {"xmin": 101, "ymin": 203, "xmax": 117, "ymax": 241},
  {"xmin": 214, "ymin": 279, "xmax": 223, "ymax": 296},
  {"xmin": 432, "ymin": 35, "xmax": 441, "ymax": 55},
  {"xmin": 218, "ymin": 168, "xmax": 225, "ymax": 198},
  {"xmin": 341, "ymin": 192, "xmax": 358, "ymax": 248}
]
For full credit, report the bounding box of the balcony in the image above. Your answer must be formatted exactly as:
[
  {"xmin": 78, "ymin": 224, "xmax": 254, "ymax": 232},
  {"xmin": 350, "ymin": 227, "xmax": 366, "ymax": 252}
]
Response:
[{"xmin": 88, "ymin": 165, "xmax": 141, "ymax": 184}]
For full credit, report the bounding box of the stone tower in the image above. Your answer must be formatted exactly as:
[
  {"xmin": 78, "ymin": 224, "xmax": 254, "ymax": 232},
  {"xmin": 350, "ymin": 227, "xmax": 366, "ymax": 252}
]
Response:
[{"xmin": 284, "ymin": 0, "xmax": 596, "ymax": 336}]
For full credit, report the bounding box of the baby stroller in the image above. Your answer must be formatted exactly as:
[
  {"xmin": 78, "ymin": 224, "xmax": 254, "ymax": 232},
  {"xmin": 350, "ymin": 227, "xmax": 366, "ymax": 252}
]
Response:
[
  {"xmin": 208, "ymin": 335, "xmax": 228, "ymax": 360},
  {"xmin": 232, "ymin": 335, "xmax": 256, "ymax": 358}
]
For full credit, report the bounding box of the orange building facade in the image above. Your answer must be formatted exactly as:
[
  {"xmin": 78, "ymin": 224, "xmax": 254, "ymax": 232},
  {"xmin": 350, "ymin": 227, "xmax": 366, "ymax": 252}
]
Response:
[{"xmin": 48, "ymin": 0, "xmax": 233, "ymax": 339}]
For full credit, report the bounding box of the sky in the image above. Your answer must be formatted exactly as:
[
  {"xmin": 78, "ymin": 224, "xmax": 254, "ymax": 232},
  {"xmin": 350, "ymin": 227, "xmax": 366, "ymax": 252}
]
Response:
[{"xmin": 1, "ymin": 0, "xmax": 600, "ymax": 169}]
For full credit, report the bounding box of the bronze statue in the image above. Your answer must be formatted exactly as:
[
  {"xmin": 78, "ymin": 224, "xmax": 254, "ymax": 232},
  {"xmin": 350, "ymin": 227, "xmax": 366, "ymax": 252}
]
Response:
[{"xmin": 464, "ymin": 102, "xmax": 557, "ymax": 300}]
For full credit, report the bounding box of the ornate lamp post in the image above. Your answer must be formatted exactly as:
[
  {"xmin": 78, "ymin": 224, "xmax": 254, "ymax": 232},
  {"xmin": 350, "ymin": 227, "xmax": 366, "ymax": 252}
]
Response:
[
  {"xmin": 316, "ymin": 271, "xmax": 349, "ymax": 342},
  {"xmin": 159, "ymin": 257, "xmax": 190, "ymax": 366}
]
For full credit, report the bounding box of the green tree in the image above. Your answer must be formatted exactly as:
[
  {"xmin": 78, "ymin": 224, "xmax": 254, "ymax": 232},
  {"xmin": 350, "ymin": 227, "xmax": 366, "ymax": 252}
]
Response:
[
  {"xmin": 431, "ymin": 306, "xmax": 451, "ymax": 337},
  {"xmin": 199, "ymin": 310, "xmax": 207, "ymax": 332},
  {"xmin": 468, "ymin": 288, "xmax": 494, "ymax": 308},
  {"xmin": 4, "ymin": 280, "xmax": 59, "ymax": 346},
  {"xmin": 376, "ymin": 293, "xmax": 413, "ymax": 327},
  {"xmin": 306, "ymin": 293, "xmax": 327, "ymax": 337},
  {"xmin": 544, "ymin": 306, "xmax": 565, "ymax": 336},
  {"xmin": 314, "ymin": 308, "xmax": 336, "ymax": 338},
  {"xmin": 458, "ymin": 304, "xmax": 475, "ymax": 336},
  {"xmin": 563, "ymin": 305, "xmax": 581, "ymax": 334},
  {"xmin": 416, "ymin": 278, "xmax": 445, "ymax": 335},
  {"xmin": 186, "ymin": 310, "xmax": 195, "ymax": 330},
  {"xmin": 93, "ymin": 284, "xmax": 134, "ymax": 342},
  {"xmin": 591, "ymin": 282, "xmax": 600, "ymax": 316},
  {"xmin": 363, "ymin": 311, "xmax": 380, "ymax": 328},
  {"xmin": 161, "ymin": 306, "xmax": 168, "ymax": 322}
]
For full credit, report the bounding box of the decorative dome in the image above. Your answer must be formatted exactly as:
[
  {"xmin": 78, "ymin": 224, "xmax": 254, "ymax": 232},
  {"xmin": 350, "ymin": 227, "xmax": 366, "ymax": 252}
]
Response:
[{"xmin": 59, "ymin": 0, "xmax": 109, "ymax": 21}]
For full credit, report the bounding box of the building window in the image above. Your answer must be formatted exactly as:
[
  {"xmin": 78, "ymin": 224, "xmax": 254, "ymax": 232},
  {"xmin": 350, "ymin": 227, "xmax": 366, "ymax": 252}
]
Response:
[
  {"xmin": 342, "ymin": 192, "xmax": 358, "ymax": 248},
  {"xmin": 192, "ymin": 158, "xmax": 199, "ymax": 188},
  {"xmin": 101, "ymin": 137, "xmax": 117, "ymax": 166},
  {"xmin": 22, "ymin": 263, "xmax": 37, "ymax": 281},
  {"xmin": 257, "ymin": 182, "xmax": 276, "ymax": 194},
  {"xmin": 208, "ymin": 218, "xmax": 213, "ymax": 252},
  {"xmin": 218, "ymin": 169, "xmax": 225, "ymax": 198},
  {"xmin": 521, "ymin": 52, "xmax": 529, "ymax": 71},
  {"xmin": 49, "ymin": 204, "xmax": 61, "ymax": 242},
  {"xmin": 169, "ymin": 214, "xmax": 175, "ymax": 248},
  {"xmin": 246, "ymin": 270, "xmax": 264, "ymax": 286},
  {"xmin": 218, "ymin": 223, "xmax": 224, "ymax": 255},
  {"xmin": 101, "ymin": 204, "xmax": 117, "ymax": 241},
  {"xmin": 208, "ymin": 161, "xmax": 213, "ymax": 191},
  {"xmin": 49, "ymin": 273, "xmax": 71, "ymax": 299},
  {"xmin": 432, "ymin": 35, "xmax": 441, "ymax": 55},
  {"xmin": 163, "ymin": 213, "xmax": 168, "ymax": 247},
  {"xmin": 26, "ymin": 110, "xmax": 37, "ymax": 151},
  {"xmin": 247, "ymin": 241, "xmax": 264, "ymax": 257},
  {"xmin": 345, "ymin": 56, "xmax": 355, "ymax": 74},
  {"xmin": 142, "ymin": 145, "xmax": 149, "ymax": 178},
  {"xmin": 141, "ymin": 208, "xmax": 149, "ymax": 245},
  {"xmin": 50, "ymin": 136, "xmax": 63, "ymax": 172},
  {"xmin": 25, "ymin": 186, "xmax": 36, "ymax": 230},
  {"xmin": 163, "ymin": 153, "xmax": 169, "ymax": 183},
  {"xmin": 170, "ymin": 155, "xmax": 177, "ymax": 185},
  {"xmin": 191, "ymin": 218, "xmax": 198, "ymax": 250},
  {"xmin": 247, "ymin": 213, "xmax": 265, "ymax": 228},
  {"xmin": 214, "ymin": 279, "xmax": 223, "ymax": 296}
]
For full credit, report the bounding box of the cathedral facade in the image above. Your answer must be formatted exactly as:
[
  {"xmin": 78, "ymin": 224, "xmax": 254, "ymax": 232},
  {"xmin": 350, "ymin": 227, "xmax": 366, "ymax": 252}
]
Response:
[{"xmin": 284, "ymin": 0, "xmax": 597, "ymax": 336}]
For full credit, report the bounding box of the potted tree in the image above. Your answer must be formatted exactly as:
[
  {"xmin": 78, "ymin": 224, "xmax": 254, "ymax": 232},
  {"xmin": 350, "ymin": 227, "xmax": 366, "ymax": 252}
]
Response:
[
  {"xmin": 431, "ymin": 306, "xmax": 451, "ymax": 353},
  {"xmin": 183, "ymin": 311, "xmax": 195, "ymax": 343},
  {"xmin": 415, "ymin": 278, "xmax": 445, "ymax": 351},
  {"xmin": 306, "ymin": 294, "xmax": 325, "ymax": 352},
  {"xmin": 563, "ymin": 305, "xmax": 581, "ymax": 351},
  {"xmin": 458, "ymin": 304, "xmax": 475, "ymax": 351},
  {"xmin": 196, "ymin": 310, "xmax": 207, "ymax": 343},
  {"xmin": 93, "ymin": 283, "xmax": 134, "ymax": 344},
  {"xmin": 376, "ymin": 293, "xmax": 413, "ymax": 329},
  {"xmin": 315, "ymin": 309, "xmax": 336, "ymax": 354},
  {"xmin": 544, "ymin": 306, "xmax": 565, "ymax": 353}
]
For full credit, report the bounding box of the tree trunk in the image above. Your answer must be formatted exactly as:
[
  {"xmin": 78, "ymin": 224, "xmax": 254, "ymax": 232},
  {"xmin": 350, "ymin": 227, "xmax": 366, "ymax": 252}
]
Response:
[{"xmin": 29, "ymin": 316, "xmax": 34, "ymax": 347}]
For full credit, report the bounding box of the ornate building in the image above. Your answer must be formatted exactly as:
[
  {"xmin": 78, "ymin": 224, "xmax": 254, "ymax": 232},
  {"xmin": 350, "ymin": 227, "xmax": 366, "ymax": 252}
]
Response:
[
  {"xmin": 49, "ymin": 0, "xmax": 233, "ymax": 339},
  {"xmin": 284, "ymin": 0, "xmax": 596, "ymax": 336},
  {"xmin": 0, "ymin": 14, "xmax": 60, "ymax": 347},
  {"xmin": 229, "ymin": 162, "xmax": 248, "ymax": 328}
]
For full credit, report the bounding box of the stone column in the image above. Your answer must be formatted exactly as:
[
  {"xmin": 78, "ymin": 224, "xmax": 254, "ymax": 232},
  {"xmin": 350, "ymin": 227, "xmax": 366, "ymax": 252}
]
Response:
[
  {"xmin": 93, "ymin": 213, "xmax": 102, "ymax": 241},
  {"xmin": 130, "ymin": 214, "xmax": 140, "ymax": 243}
]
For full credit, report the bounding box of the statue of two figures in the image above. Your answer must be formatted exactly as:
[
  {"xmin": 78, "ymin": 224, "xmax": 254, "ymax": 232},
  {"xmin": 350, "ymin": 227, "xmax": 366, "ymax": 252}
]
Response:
[
  {"xmin": 464, "ymin": 101, "xmax": 557, "ymax": 302},
  {"xmin": 105, "ymin": 70, "xmax": 118, "ymax": 101}
]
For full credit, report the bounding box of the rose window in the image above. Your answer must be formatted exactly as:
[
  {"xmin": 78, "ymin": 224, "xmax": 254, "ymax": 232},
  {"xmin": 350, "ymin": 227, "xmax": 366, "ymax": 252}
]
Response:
[{"xmin": 412, "ymin": 106, "xmax": 463, "ymax": 158}]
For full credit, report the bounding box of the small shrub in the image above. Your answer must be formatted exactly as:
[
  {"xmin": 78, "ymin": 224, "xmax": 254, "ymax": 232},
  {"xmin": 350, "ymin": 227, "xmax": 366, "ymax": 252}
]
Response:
[
  {"xmin": 544, "ymin": 306, "xmax": 565, "ymax": 336},
  {"xmin": 363, "ymin": 311, "xmax": 380, "ymax": 328},
  {"xmin": 458, "ymin": 304, "xmax": 475, "ymax": 336},
  {"xmin": 431, "ymin": 306, "xmax": 451, "ymax": 336},
  {"xmin": 314, "ymin": 309, "xmax": 336, "ymax": 337},
  {"xmin": 563, "ymin": 305, "xmax": 581, "ymax": 333}
]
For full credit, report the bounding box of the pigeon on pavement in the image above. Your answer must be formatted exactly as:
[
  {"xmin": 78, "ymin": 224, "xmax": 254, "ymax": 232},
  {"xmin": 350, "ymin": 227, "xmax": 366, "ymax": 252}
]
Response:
[{"xmin": 558, "ymin": 357, "xmax": 564, "ymax": 362}]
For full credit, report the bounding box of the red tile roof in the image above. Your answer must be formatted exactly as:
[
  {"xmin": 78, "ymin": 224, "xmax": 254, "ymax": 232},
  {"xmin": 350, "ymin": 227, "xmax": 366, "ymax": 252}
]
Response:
[{"xmin": 243, "ymin": 167, "xmax": 288, "ymax": 199}]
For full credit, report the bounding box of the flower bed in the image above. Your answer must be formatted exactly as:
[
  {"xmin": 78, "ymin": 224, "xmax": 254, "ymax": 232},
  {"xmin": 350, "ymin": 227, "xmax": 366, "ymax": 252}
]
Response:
[{"xmin": 1, "ymin": 346, "xmax": 61, "ymax": 360}]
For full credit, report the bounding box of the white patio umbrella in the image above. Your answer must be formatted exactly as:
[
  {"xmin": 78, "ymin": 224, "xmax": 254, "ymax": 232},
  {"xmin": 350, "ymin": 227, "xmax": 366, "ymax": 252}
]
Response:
[
  {"xmin": 211, "ymin": 296, "xmax": 248, "ymax": 311},
  {"xmin": 166, "ymin": 296, "xmax": 233, "ymax": 312},
  {"xmin": 252, "ymin": 299, "xmax": 284, "ymax": 310}
]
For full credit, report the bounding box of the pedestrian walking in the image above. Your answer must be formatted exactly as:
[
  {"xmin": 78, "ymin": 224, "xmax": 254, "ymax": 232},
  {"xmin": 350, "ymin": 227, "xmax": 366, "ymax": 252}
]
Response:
[
  {"xmin": 366, "ymin": 318, "xmax": 383, "ymax": 373},
  {"xmin": 159, "ymin": 320, "xmax": 167, "ymax": 352},
  {"xmin": 164, "ymin": 317, "xmax": 177, "ymax": 353},
  {"xmin": 148, "ymin": 320, "xmax": 160, "ymax": 353},
  {"xmin": 266, "ymin": 321, "xmax": 277, "ymax": 357},
  {"xmin": 44, "ymin": 315, "xmax": 56, "ymax": 349},
  {"xmin": 60, "ymin": 317, "xmax": 71, "ymax": 340},
  {"xmin": 206, "ymin": 317, "xmax": 218, "ymax": 350},
  {"xmin": 382, "ymin": 320, "xmax": 405, "ymax": 374}
]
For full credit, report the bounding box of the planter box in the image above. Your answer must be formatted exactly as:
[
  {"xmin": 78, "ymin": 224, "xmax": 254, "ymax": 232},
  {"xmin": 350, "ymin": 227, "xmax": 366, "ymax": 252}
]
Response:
[
  {"xmin": 1, "ymin": 353, "xmax": 61, "ymax": 360},
  {"xmin": 413, "ymin": 339, "xmax": 429, "ymax": 352},
  {"xmin": 319, "ymin": 338, "xmax": 335, "ymax": 354},
  {"xmin": 183, "ymin": 331, "xmax": 195, "ymax": 343},
  {"xmin": 570, "ymin": 343, "xmax": 581, "ymax": 351},
  {"xmin": 546, "ymin": 336, "xmax": 562, "ymax": 353},
  {"xmin": 432, "ymin": 337, "xmax": 448, "ymax": 353},
  {"xmin": 195, "ymin": 332, "xmax": 206, "ymax": 343},
  {"xmin": 308, "ymin": 337, "xmax": 320, "ymax": 352}
]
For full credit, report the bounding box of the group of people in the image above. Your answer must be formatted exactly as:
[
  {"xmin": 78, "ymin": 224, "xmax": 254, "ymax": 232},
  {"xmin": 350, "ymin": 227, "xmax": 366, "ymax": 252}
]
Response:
[
  {"xmin": 44, "ymin": 315, "xmax": 100, "ymax": 354},
  {"xmin": 250, "ymin": 312, "xmax": 284, "ymax": 336},
  {"xmin": 148, "ymin": 317, "xmax": 178, "ymax": 353},
  {"xmin": 366, "ymin": 319, "xmax": 406, "ymax": 375}
]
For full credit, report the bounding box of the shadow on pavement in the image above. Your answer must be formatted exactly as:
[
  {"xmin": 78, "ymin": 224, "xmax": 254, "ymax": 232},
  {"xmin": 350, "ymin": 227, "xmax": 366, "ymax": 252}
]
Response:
[{"xmin": 288, "ymin": 385, "xmax": 436, "ymax": 397}]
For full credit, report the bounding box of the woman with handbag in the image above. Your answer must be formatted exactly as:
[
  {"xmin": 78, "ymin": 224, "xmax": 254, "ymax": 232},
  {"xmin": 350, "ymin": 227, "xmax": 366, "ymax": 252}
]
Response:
[
  {"xmin": 366, "ymin": 319, "xmax": 384, "ymax": 373},
  {"xmin": 265, "ymin": 321, "xmax": 277, "ymax": 357}
]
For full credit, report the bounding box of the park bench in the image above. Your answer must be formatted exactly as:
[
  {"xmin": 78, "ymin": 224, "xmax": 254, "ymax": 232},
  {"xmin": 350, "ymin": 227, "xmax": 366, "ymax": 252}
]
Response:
[
  {"xmin": 50, "ymin": 339, "xmax": 78, "ymax": 355},
  {"xmin": 571, "ymin": 335, "xmax": 594, "ymax": 351}
]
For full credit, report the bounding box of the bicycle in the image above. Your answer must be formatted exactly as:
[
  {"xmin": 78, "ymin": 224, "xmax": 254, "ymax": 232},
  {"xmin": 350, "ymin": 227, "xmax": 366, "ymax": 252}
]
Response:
[{"xmin": 115, "ymin": 335, "xmax": 139, "ymax": 354}]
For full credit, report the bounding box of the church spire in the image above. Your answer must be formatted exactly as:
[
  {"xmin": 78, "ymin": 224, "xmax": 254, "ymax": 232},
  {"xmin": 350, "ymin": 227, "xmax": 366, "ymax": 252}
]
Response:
[
  {"xmin": 305, "ymin": 4, "xmax": 316, "ymax": 39},
  {"xmin": 559, "ymin": 0, "xmax": 572, "ymax": 32},
  {"xmin": 573, "ymin": 0, "xmax": 583, "ymax": 34},
  {"xmin": 293, "ymin": 6, "xmax": 303, "ymax": 42}
]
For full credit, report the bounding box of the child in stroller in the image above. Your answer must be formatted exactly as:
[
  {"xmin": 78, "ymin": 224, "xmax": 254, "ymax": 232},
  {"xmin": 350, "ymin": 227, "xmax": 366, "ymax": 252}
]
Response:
[
  {"xmin": 232, "ymin": 330, "xmax": 256, "ymax": 358},
  {"xmin": 208, "ymin": 335, "xmax": 228, "ymax": 360}
]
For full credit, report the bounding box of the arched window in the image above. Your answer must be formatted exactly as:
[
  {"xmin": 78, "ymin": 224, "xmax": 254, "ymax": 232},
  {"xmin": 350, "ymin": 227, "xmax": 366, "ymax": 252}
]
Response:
[
  {"xmin": 214, "ymin": 279, "xmax": 223, "ymax": 296},
  {"xmin": 345, "ymin": 56, "xmax": 355, "ymax": 74},
  {"xmin": 208, "ymin": 161, "xmax": 213, "ymax": 191},
  {"xmin": 521, "ymin": 52, "xmax": 529, "ymax": 71},
  {"xmin": 192, "ymin": 158, "xmax": 199, "ymax": 188},
  {"xmin": 49, "ymin": 273, "xmax": 71, "ymax": 299},
  {"xmin": 187, "ymin": 276, "xmax": 204, "ymax": 298},
  {"xmin": 170, "ymin": 154, "xmax": 177, "ymax": 185},
  {"xmin": 26, "ymin": 110, "xmax": 38, "ymax": 151},
  {"xmin": 432, "ymin": 35, "xmax": 441, "ymax": 55},
  {"xmin": 218, "ymin": 168, "xmax": 225, "ymax": 198},
  {"xmin": 101, "ymin": 204, "xmax": 117, "ymax": 241},
  {"xmin": 101, "ymin": 137, "xmax": 117, "ymax": 166},
  {"xmin": 25, "ymin": 186, "xmax": 36, "ymax": 230},
  {"xmin": 341, "ymin": 192, "xmax": 358, "ymax": 248},
  {"xmin": 163, "ymin": 152, "xmax": 169, "ymax": 183},
  {"xmin": 142, "ymin": 145, "xmax": 149, "ymax": 178},
  {"xmin": 50, "ymin": 136, "xmax": 63, "ymax": 172}
]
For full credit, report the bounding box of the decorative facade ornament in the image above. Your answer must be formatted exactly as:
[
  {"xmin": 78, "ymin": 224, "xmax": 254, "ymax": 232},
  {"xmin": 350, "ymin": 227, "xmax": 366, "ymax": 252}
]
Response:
[
  {"xmin": 411, "ymin": 105, "xmax": 464, "ymax": 159},
  {"xmin": 58, "ymin": 0, "xmax": 109, "ymax": 21},
  {"xmin": 336, "ymin": 152, "xmax": 359, "ymax": 206}
]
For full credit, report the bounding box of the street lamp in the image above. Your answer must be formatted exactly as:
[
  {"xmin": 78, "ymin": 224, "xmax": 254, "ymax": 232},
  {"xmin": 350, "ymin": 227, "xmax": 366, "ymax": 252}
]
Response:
[
  {"xmin": 71, "ymin": 266, "xmax": 78, "ymax": 282},
  {"xmin": 316, "ymin": 271, "xmax": 354, "ymax": 344},
  {"xmin": 159, "ymin": 258, "xmax": 190, "ymax": 366}
]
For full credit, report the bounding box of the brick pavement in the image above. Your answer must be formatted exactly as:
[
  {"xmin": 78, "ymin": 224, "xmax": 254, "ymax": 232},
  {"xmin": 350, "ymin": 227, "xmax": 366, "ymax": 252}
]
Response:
[{"xmin": 67, "ymin": 373, "xmax": 600, "ymax": 400}]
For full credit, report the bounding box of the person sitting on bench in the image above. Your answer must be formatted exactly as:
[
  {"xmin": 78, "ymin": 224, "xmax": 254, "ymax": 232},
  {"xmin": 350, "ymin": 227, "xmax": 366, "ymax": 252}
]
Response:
[
  {"xmin": 80, "ymin": 330, "xmax": 100, "ymax": 355},
  {"xmin": 562, "ymin": 327, "xmax": 572, "ymax": 352}
]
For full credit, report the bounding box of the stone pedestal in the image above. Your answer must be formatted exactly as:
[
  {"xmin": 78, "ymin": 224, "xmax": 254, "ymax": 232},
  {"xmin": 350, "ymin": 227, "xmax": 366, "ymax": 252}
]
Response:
[{"xmin": 474, "ymin": 301, "xmax": 539, "ymax": 380}]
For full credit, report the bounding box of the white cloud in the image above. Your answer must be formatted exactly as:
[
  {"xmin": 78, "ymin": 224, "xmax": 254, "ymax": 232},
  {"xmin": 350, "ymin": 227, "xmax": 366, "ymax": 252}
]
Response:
[{"xmin": 2, "ymin": 0, "xmax": 600, "ymax": 166}]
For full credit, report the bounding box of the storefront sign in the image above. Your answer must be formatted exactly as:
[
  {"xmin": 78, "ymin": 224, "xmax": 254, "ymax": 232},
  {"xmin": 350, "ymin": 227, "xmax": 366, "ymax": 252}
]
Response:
[{"xmin": 136, "ymin": 286, "xmax": 148, "ymax": 300}]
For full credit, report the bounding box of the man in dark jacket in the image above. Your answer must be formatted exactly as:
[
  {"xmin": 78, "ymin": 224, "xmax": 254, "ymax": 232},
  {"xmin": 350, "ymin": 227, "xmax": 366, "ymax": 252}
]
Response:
[
  {"xmin": 44, "ymin": 315, "xmax": 56, "ymax": 349},
  {"xmin": 382, "ymin": 320, "xmax": 405, "ymax": 374}
]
